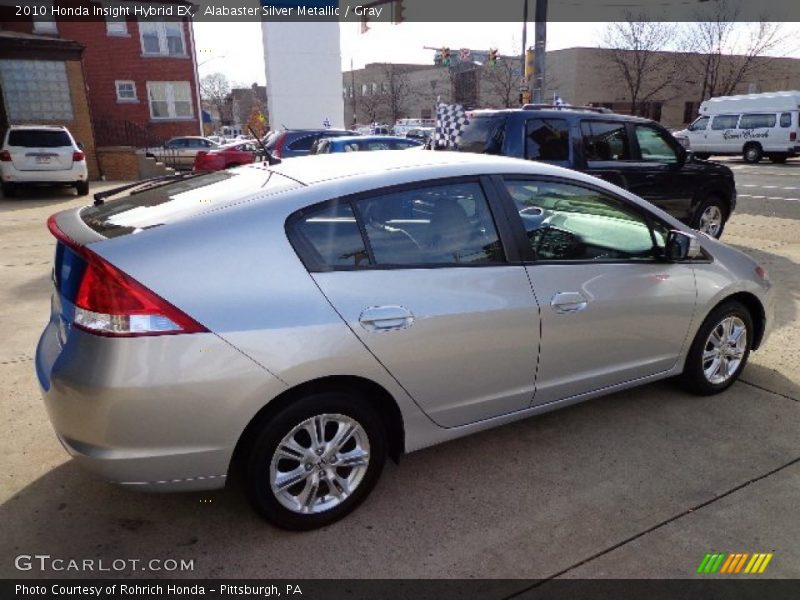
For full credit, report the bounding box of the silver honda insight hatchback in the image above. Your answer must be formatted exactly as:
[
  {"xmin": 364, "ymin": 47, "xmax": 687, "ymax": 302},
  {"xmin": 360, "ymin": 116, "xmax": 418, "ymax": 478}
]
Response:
[{"xmin": 37, "ymin": 151, "xmax": 773, "ymax": 529}]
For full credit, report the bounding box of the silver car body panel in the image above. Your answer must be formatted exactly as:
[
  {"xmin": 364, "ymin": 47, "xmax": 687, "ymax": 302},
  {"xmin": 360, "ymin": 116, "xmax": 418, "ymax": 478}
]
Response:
[{"xmin": 37, "ymin": 152, "xmax": 774, "ymax": 490}]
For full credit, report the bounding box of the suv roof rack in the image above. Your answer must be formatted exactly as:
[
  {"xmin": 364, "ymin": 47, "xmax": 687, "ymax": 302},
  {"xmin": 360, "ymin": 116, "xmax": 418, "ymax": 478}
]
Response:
[{"xmin": 521, "ymin": 104, "xmax": 614, "ymax": 114}]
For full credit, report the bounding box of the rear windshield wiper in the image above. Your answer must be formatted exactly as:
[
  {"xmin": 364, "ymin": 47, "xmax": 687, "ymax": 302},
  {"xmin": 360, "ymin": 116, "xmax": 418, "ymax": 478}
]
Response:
[{"xmin": 92, "ymin": 171, "xmax": 210, "ymax": 206}]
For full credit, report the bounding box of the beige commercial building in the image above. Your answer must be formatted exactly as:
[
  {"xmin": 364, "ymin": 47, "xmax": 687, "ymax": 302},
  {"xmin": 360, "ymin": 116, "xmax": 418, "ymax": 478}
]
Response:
[{"xmin": 343, "ymin": 47, "xmax": 800, "ymax": 129}]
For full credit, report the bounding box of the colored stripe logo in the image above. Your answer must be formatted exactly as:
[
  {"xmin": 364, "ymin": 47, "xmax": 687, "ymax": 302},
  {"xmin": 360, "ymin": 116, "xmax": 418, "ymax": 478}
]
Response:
[{"xmin": 697, "ymin": 552, "xmax": 773, "ymax": 574}]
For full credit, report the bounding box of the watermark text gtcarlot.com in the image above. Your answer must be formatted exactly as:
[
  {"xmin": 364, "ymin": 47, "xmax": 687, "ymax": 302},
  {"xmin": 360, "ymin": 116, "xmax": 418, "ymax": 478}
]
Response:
[{"xmin": 14, "ymin": 554, "xmax": 194, "ymax": 572}]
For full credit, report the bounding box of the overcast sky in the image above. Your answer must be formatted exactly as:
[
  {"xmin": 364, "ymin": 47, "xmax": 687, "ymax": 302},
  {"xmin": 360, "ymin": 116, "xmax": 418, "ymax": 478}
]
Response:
[{"xmin": 194, "ymin": 21, "xmax": 800, "ymax": 88}]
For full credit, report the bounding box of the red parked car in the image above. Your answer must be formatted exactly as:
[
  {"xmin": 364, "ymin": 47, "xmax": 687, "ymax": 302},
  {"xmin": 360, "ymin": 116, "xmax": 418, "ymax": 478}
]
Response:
[{"xmin": 193, "ymin": 141, "xmax": 259, "ymax": 171}]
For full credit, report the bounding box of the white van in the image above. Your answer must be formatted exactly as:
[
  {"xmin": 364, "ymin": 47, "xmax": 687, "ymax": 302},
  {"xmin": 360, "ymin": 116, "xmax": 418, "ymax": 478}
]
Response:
[{"xmin": 676, "ymin": 91, "xmax": 800, "ymax": 163}]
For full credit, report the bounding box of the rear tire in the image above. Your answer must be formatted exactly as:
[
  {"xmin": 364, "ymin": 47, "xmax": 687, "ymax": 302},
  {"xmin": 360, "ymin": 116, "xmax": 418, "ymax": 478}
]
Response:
[
  {"xmin": 743, "ymin": 143, "xmax": 762, "ymax": 163},
  {"xmin": 769, "ymin": 154, "xmax": 788, "ymax": 164},
  {"xmin": 245, "ymin": 391, "xmax": 387, "ymax": 530},
  {"xmin": 75, "ymin": 181, "xmax": 89, "ymax": 196},
  {"xmin": 691, "ymin": 194, "xmax": 727, "ymax": 238},
  {"xmin": 1, "ymin": 182, "xmax": 16, "ymax": 198},
  {"xmin": 678, "ymin": 300, "xmax": 753, "ymax": 396}
]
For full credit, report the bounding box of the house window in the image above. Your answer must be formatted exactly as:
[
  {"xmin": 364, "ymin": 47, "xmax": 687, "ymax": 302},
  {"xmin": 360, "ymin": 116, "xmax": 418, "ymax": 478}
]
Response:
[
  {"xmin": 106, "ymin": 17, "xmax": 128, "ymax": 36},
  {"xmin": 683, "ymin": 101, "xmax": 700, "ymax": 124},
  {"xmin": 139, "ymin": 22, "xmax": 186, "ymax": 56},
  {"xmin": 32, "ymin": 17, "xmax": 58, "ymax": 34},
  {"xmin": 115, "ymin": 80, "xmax": 137, "ymax": 102},
  {"xmin": 147, "ymin": 81, "xmax": 193, "ymax": 119},
  {"xmin": 361, "ymin": 83, "xmax": 368, "ymax": 96},
  {"xmin": 371, "ymin": 82, "xmax": 378, "ymax": 94},
  {"xmin": 0, "ymin": 59, "xmax": 73, "ymax": 121}
]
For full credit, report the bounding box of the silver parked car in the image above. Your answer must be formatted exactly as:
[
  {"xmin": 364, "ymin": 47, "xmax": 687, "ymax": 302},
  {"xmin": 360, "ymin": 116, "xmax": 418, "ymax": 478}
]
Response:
[{"xmin": 37, "ymin": 152, "xmax": 773, "ymax": 530}]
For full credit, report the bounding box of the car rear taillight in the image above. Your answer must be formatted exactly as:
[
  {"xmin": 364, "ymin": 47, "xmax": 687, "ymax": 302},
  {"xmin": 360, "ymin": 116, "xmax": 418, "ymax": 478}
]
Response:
[
  {"xmin": 272, "ymin": 134, "xmax": 287, "ymax": 158},
  {"xmin": 791, "ymin": 132, "xmax": 797, "ymax": 142},
  {"xmin": 0, "ymin": 150, "xmax": 11, "ymax": 161},
  {"xmin": 47, "ymin": 215, "xmax": 208, "ymax": 337},
  {"xmin": 72, "ymin": 150, "xmax": 85, "ymax": 162}
]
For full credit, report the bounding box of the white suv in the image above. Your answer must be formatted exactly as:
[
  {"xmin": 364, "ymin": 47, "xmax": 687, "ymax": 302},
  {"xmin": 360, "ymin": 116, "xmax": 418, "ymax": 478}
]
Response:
[{"xmin": 1, "ymin": 125, "xmax": 89, "ymax": 197}]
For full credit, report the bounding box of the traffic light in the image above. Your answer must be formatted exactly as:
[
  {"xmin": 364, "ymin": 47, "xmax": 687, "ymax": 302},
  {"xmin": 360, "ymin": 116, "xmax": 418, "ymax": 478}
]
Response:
[
  {"xmin": 525, "ymin": 47, "xmax": 535, "ymax": 81},
  {"xmin": 441, "ymin": 47, "xmax": 451, "ymax": 66},
  {"xmin": 393, "ymin": 0, "xmax": 405, "ymax": 24},
  {"xmin": 487, "ymin": 48, "xmax": 498, "ymax": 66}
]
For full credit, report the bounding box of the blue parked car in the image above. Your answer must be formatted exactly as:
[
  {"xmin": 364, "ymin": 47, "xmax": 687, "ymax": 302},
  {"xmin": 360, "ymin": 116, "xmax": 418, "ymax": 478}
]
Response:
[{"xmin": 311, "ymin": 135, "xmax": 422, "ymax": 154}]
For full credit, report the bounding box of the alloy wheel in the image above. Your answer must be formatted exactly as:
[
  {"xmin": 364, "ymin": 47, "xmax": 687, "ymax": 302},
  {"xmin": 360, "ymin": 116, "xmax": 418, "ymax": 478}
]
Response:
[
  {"xmin": 702, "ymin": 316, "xmax": 747, "ymax": 385},
  {"xmin": 269, "ymin": 414, "xmax": 370, "ymax": 514},
  {"xmin": 698, "ymin": 205, "xmax": 723, "ymax": 237}
]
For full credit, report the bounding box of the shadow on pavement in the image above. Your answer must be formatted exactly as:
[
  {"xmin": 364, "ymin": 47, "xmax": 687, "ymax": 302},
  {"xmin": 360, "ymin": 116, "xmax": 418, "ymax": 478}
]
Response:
[{"xmin": 2, "ymin": 378, "xmax": 800, "ymax": 580}]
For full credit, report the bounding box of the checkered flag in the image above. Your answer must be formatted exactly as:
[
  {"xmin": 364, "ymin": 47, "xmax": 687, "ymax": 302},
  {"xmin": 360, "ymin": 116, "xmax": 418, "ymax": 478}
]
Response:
[{"xmin": 434, "ymin": 103, "xmax": 469, "ymax": 149}]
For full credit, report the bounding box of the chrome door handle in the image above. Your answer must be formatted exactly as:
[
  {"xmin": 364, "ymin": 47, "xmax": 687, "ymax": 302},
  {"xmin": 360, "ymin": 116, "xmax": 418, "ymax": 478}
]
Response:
[
  {"xmin": 359, "ymin": 306, "xmax": 414, "ymax": 332},
  {"xmin": 551, "ymin": 292, "xmax": 588, "ymax": 314}
]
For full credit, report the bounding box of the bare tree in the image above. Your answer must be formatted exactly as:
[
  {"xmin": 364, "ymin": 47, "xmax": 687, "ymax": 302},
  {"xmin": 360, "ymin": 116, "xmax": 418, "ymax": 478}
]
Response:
[
  {"xmin": 379, "ymin": 64, "xmax": 415, "ymax": 123},
  {"xmin": 481, "ymin": 56, "xmax": 520, "ymax": 108},
  {"xmin": 602, "ymin": 15, "xmax": 682, "ymax": 116},
  {"xmin": 682, "ymin": 0, "xmax": 784, "ymax": 103},
  {"xmin": 199, "ymin": 72, "xmax": 231, "ymax": 124},
  {"xmin": 359, "ymin": 92, "xmax": 386, "ymax": 124}
]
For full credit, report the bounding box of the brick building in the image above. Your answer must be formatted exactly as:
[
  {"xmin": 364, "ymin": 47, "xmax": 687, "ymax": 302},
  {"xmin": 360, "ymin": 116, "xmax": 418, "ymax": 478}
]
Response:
[
  {"xmin": 0, "ymin": 0, "xmax": 202, "ymax": 152},
  {"xmin": 343, "ymin": 48, "xmax": 800, "ymax": 129}
]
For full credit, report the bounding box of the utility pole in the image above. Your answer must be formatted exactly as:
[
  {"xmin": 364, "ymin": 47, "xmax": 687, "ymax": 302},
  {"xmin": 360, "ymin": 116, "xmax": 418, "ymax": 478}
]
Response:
[
  {"xmin": 521, "ymin": 0, "xmax": 528, "ymax": 105},
  {"xmin": 350, "ymin": 57, "xmax": 357, "ymax": 127},
  {"xmin": 532, "ymin": 0, "xmax": 547, "ymax": 104}
]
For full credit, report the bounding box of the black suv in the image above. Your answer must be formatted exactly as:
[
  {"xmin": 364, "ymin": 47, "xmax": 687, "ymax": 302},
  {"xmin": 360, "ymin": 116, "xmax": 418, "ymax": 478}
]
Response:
[{"xmin": 453, "ymin": 106, "xmax": 736, "ymax": 237}]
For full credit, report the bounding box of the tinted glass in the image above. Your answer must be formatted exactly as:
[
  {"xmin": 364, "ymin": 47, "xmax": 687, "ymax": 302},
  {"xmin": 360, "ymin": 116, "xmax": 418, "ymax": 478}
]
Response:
[
  {"xmin": 455, "ymin": 115, "xmax": 505, "ymax": 154},
  {"xmin": 8, "ymin": 130, "xmax": 71, "ymax": 147},
  {"xmin": 581, "ymin": 121, "xmax": 631, "ymax": 161},
  {"xmin": 780, "ymin": 113, "xmax": 792, "ymax": 127},
  {"xmin": 296, "ymin": 203, "xmax": 368, "ymax": 267},
  {"xmin": 711, "ymin": 115, "xmax": 740, "ymax": 130},
  {"xmin": 81, "ymin": 171, "xmax": 300, "ymax": 238},
  {"xmin": 689, "ymin": 117, "xmax": 709, "ymax": 131},
  {"xmin": 166, "ymin": 138, "xmax": 187, "ymax": 148},
  {"xmin": 504, "ymin": 180, "xmax": 655, "ymax": 261},
  {"xmin": 357, "ymin": 182, "xmax": 504, "ymax": 265},
  {"xmin": 634, "ymin": 126, "xmax": 678, "ymax": 163},
  {"xmin": 739, "ymin": 114, "xmax": 776, "ymax": 129},
  {"xmin": 288, "ymin": 135, "xmax": 317, "ymax": 151},
  {"xmin": 525, "ymin": 118, "xmax": 570, "ymax": 161}
]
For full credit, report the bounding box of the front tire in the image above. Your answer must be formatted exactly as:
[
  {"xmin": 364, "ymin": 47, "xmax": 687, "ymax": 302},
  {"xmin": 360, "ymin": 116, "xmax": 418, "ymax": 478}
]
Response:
[
  {"xmin": 678, "ymin": 301, "xmax": 753, "ymax": 396},
  {"xmin": 245, "ymin": 391, "xmax": 387, "ymax": 530},
  {"xmin": 691, "ymin": 195, "xmax": 727, "ymax": 238},
  {"xmin": 694, "ymin": 152, "xmax": 711, "ymax": 160}
]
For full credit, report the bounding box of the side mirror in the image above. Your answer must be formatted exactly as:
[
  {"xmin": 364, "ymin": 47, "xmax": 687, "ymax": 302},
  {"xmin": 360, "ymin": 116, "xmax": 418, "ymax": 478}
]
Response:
[
  {"xmin": 666, "ymin": 230, "xmax": 701, "ymax": 261},
  {"xmin": 77, "ymin": 141, "xmax": 84, "ymax": 150}
]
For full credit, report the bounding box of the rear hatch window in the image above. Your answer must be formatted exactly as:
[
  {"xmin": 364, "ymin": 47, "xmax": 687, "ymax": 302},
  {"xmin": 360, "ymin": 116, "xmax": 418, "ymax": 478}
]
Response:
[
  {"xmin": 455, "ymin": 115, "xmax": 506, "ymax": 154},
  {"xmin": 8, "ymin": 130, "xmax": 71, "ymax": 147},
  {"xmin": 79, "ymin": 169, "xmax": 301, "ymax": 239}
]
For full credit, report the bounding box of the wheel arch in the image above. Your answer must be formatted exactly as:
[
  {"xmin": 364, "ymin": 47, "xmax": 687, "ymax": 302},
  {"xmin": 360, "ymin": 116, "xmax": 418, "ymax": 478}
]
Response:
[
  {"xmin": 230, "ymin": 375, "xmax": 406, "ymax": 479},
  {"xmin": 707, "ymin": 291, "xmax": 767, "ymax": 351}
]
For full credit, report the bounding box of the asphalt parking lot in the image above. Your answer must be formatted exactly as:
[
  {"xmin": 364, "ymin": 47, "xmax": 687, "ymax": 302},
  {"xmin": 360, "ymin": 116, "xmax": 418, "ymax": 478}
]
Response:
[{"xmin": 1, "ymin": 160, "xmax": 799, "ymax": 581}]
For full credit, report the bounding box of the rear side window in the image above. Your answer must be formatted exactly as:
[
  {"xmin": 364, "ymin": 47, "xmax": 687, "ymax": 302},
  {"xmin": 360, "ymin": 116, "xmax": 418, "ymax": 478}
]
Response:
[
  {"xmin": 456, "ymin": 116, "xmax": 505, "ymax": 154},
  {"xmin": 739, "ymin": 114, "xmax": 776, "ymax": 129},
  {"xmin": 295, "ymin": 203, "xmax": 368, "ymax": 267},
  {"xmin": 8, "ymin": 129, "xmax": 71, "ymax": 147},
  {"xmin": 357, "ymin": 182, "xmax": 504, "ymax": 265},
  {"xmin": 581, "ymin": 121, "xmax": 631, "ymax": 161},
  {"xmin": 525, "ymin": 118, "xmax": 570, "ymax": 161},
  {"xmin": 780, "ymin": 113, "xmax": 792, "ymax": 127},
  {"xmin": 288, "ymin": 135, "xmax": 316, "ymax": 151},
  {"xmin": 711, "ymin": 115, "xmax": 740, "ymax": 130}
]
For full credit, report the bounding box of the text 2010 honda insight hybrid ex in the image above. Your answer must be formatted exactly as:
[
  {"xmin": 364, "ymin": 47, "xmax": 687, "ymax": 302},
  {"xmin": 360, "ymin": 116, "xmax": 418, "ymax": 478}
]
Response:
[{"xmin": 37, "ymin": 151, "xmax": 773, "ymax": 530}]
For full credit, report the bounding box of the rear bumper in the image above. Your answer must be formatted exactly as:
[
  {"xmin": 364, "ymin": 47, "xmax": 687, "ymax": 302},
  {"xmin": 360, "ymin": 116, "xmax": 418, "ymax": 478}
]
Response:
[
  {"xmin": 1, "ymin": 162, "xmax": 87, "ymax": 183},
  {"xmin": 36, "ymin": 317, "xmax": 286, "ymax": 491}
]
